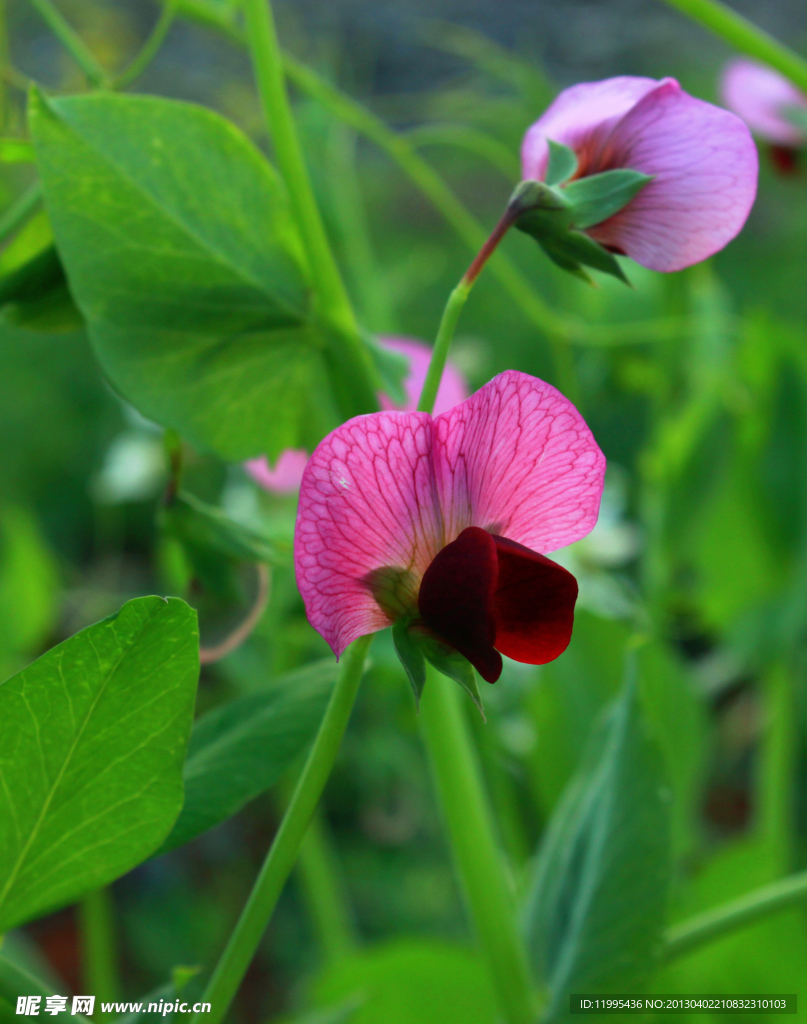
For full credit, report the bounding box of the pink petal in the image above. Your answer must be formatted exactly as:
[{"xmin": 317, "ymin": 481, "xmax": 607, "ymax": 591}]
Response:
[
  {"xmin": 245, "ymin": 449, "xmax": 309, "ymax": 494},
  {"xmin": 295, "ymin": 412, "xmax": 442, "ymax": 658},
  {"xmin": 521, "ymin": 76, "xmax": 660, "ymax": 179},
  {"xmin": 721, "ymin": 59, "xmax": 807, "ymax": 147},
  {"xmin": 380, "ymin": 336, "xmax": 468, "ymax": 415},
  {"xmin": 587, "ymin": 79, "xmax": 758, "ymax": 271},
  {"xmin": 433, "ymin": 371, "xmax": 605, "ymax": 554}
]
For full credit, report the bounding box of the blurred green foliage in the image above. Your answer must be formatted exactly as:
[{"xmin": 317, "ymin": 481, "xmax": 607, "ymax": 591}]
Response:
[{"xmin": 2, "ymin": 0, "xmax": 807, "ymax": 1021}]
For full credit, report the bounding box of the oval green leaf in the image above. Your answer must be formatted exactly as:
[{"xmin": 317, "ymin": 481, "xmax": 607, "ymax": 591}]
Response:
[
  {"xmin": 28, "ymin": 89, "xmax": 347, "ymax": 461},
  {"xmin": 0, "ymin": 596, "xmax": 199, "ymax": 932}
]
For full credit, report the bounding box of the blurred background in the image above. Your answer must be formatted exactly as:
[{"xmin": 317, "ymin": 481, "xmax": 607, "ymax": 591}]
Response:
[{"xmin": 3, "ymin": 0, "xmax": 807, "ymax": 1021}]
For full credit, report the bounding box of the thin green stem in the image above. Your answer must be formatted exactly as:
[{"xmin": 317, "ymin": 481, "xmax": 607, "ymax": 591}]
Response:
[
  {"xmin": 295, "ymin": 808, "xmax": 358, "ymax": 962},
  {"xmin": 195, "ymin": 635, "xmax": 372, "ymax": 1024},
  {"xmin": 241, "ymin": 0, "xmax": 379, "ymax": 413},
  {"xmin": 756, "ymin": 659, "xmax": 797, "ymax": 873},
  {"xmin": 26, "ymin": 0, "xmax": 107, "ymax": 85},
  {"xmin": 419, "ymin": 670, "xmax": 537, "ymax": 1024},
  {"xmin": 664, "ymin": 869, "xmax": 807, "ymax": 961},
  {"xmin": 0, "ymin": 181, "xmax": 41, "ymax": 245},
  {"xmin": 660, "ymin": 0, "xmax": 807, "ymax": 94},
  {"xmin": 79, "ymin": 888, "xmax": 120, "ymax": 1012},
  {"xmin": 113, "ymin": 1, "xmax": 178, "ymax": 90},
  {"xmin": 417, "ymin": 280, "xmax": 471, "ymax": 414}
]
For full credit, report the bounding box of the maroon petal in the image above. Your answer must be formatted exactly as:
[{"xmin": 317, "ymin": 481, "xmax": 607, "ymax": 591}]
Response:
[
  {"xmin": 491, "ymin": 535, "xmax": 578, "ymax": 665},
  {"xmin": 417, "ymin": 526, "xmax": 502, "ymax": 683}
]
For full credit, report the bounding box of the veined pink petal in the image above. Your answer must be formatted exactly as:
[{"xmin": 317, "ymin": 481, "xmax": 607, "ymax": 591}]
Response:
[
  {"xmin": 434, "ymin": 371, "xmax": 605, "ymax": 554},
  {"xmin": 721, "ymin": 59, "xmax": 807, "ymax": 147},
  {"xmin": 295, "ymin": 412, "xmax": 443, "ymax": 657},
  {"xmin": 245, "ymin": 449, "xmax": 310, "ymax": 494},
  {"xmin": 248, "ymin": 337, "xmax": 467, "ymax": 495},
  {"xmin": 587, "ymin": 79, "xmax": 758, "ymax": 271},
  {"xmin": 380, "ymin": 336, "xmax": 468, "ymax": 415},
  {"xmin": 521, "ymin": 76, "xmax": 660, "ymax": 179}
]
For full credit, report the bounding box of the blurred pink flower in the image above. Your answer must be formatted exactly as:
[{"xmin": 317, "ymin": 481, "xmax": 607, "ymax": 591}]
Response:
[
  {"xmin": 294, "ymin": 371, "xmax": 605, "ymax": 682},
  {"xmin": 521, "ymin": 76, "xmax": 758, "ymax": 272},
  {"xmin": 245, "ymin": 337, "xmax": 467, "ymax": 494},
  {"xmin": 721, "ymin": 59, "xmax": 807, "ymax": 147}
]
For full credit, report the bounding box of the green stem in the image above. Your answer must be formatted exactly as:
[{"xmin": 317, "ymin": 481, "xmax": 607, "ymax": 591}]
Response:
[
  {"xmin": 26, "ymin": 0, "xmax": 107, "ymax": 85},
  {"xmin": 280, "ymin": 55, "xmax": 579, "ymax": 400},
  {"xmin": 0, "ymin": 181, "xmax": 42, "ymax": 245},
  {"xmin": 660, "ymin": 0, "xmax": 807, "ymax": 94},
  {"xmin": 112, "ymin": 1, "xmax": 178, "ymax": 90},
  {"xmin": 195, "ymin": 635, "xmax": 372, "ymax": 1024},
  {"xmin": 295, "ymin": 808, "xmax": 358, "ymax": 962},
  {"xmin": 419, "ymin": 670, "xmax": 537, "ymax": 1024},
  {"xmin": 757, "ymin": 659, "xmax": 797, "ymax": 873},
  {"xmin": 241, "ymin": 0, "xmax": 379, "ymax": 413},
  {"xmin": 664, "ymin": 869, "xmax": 807, "ymax": 961},
  {"xmin": 417, "ymin": 280, "xmax": 471, "ymax": 414},
  {"xmin": 78, "ymin": 889, "xmax": 120, "ymax": 1012}
]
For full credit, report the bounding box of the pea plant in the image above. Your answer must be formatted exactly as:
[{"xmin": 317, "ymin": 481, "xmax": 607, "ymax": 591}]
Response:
[{"xmin": 2, "ymin": 0, "xmax": 807, "ymax": 1021}]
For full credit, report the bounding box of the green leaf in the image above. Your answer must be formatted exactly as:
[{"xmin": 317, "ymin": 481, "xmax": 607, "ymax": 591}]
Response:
[
  {"xmin": 0, "ymin": 596, "xmax": 199, "ymax": 932},
  {"xmin": 544, "ymin": 140, "xmax": 578, "ymax": 187},
  {"xmin": 158, "ymin": 660, "xmax": 335, "ymax": 853},
  {"xmin": 523, "ymin": 663, "xmax": 671, "ymax": 1017},
  {"xmin": 312, "ymin": 939, "xmax": 499, "ymax": 1024},
  {"xmin": 563, "ymin": 168, "xmax": 653, "ymax": 230},
  {"xmin": 162, "ymin": 491, "xmax": 288, "ymax": 569},
  {"xmin": 28, "ymin": 89, "xmax": 373, "ymax": 462},
  {"xmin": 392, "ymin": 618, "xmax": 427, "ymax": 708}
]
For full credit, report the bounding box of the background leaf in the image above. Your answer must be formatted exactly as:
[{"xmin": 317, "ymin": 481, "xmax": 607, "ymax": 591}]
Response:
[
  {"xmin": 0, "ymin": 596, "xmax": 199, "ymax": 932},
  {"xmin": 158, "ymin": 659, "xmax": 336, "ymax": 853},
  {"xmin": 29, "ymin": 90, "xmax": 351, "ymax": 462},
  {"xmin": 523, "ymin": 663, "xmax": 672, "ymax": 1018}
]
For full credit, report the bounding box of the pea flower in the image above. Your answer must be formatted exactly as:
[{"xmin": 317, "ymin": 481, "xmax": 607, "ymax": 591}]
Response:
[
  {"xmin": 518, "ymin": 76, "xmax": 758, "ymax": 274},
  {"xmin": 246, "ymin": 337, "xmax": 467, "ymax": 494},
  {"xmin": 295, "ymin": 371, "xmax": 605, "ymax": 690},
  {"xmin": 721, "ymin": 59, "xmax": 807, "ymax": 173}
]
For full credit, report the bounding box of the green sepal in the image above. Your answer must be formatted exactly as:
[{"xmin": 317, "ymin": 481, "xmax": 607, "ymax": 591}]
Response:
[
  {"xmin": 540, "ymin": 228, "xmax": 630, "ymax": 285},
  {"xmin": 780, "ymin": 103, "xmax": 807, "ymax": 134},
  {"xmin": 392, "ymin": 617, "xmax": 427, "ymax": 709},
  {"xmin": 562, "ymin": 168, "xmax": 654, "ymax": 230},
  {"xmin": 391, "ymin": 618, "xmax": 486, "ymax": 718},
  {"xmin": 545, "ymin": 139, "xmax": 579, "ymax": 187}
]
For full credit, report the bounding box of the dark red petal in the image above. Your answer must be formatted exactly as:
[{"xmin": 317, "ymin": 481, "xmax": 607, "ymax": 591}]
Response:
[
  {"xmin": 417, "ymin": 526, "xmax": 503, "ymax": 683},
  {"xmin": 490, "ymin": 534, "xmax": 578, "ymax": 665}
]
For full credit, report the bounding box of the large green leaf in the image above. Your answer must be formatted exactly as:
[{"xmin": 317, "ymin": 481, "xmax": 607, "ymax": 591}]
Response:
[
  {"xmin": 312, "ymin": 939, "xmax": 498, "ymax": 1024},
  {"xmin": 523, "ymin": 666, "xmax": 671, "ymax": 1019},
  {"xmin": 28, "ymin": 90, "xmax": 370, "ymax": 461},
  {"xmin": 158, "ymin": 660, "xmax": 336, "ymax": 853},
  {"xmin": 0, "ymin": 596, "xmax": 199, "ymax": 932}
]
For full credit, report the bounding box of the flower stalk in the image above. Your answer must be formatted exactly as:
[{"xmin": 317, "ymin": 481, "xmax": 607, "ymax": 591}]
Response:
[
  {"xmin": 419, "ymin": 669, "xmax": 538, "ymax": 1024},
  {"xmin": 195, "ymin": 634, "xmax": 372, "ymax": 1024}
]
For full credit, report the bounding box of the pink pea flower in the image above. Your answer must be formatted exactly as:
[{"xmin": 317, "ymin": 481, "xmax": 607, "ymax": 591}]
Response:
[
  {"xmin": 246, "ymin": 337, "xmax": 467, "ymax": 494},
  {"xmin": 295, "ymin": 371, "xmax": 605, "ymax": 683},
  {"xmin": 721, "ymin": 59, "xmax": 807, "ymax": 174},
  {"xmin": 521, "ymin": 76, "xmax": 758, "ymax": 272}
]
